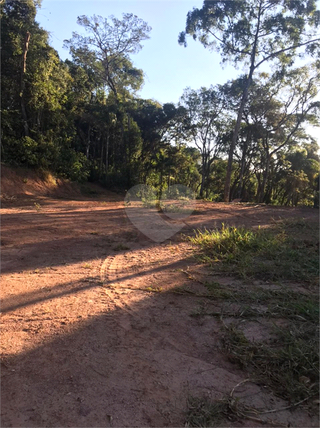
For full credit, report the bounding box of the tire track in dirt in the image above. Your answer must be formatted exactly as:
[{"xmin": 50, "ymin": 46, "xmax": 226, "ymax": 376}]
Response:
[
  {"xmin": 97, "ymin": 244, "xmax": 285, "ymax": 426},
  {"xmin": 99, "ymin": 244, "xmax": 181, "ymax": 331}
]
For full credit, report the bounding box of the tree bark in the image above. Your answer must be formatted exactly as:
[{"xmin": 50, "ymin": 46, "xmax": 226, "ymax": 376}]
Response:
[
  {"xmin": 259, "ymin": 155, "xmax": 270, "ymax": 203},
  {"xmin": 105, "ymin": 133, "xmax": 109, "ymax": 170},
  {"xmin": 200, "ymin": 154, "xmax": 206, "ymax": 198},
  {"xmin": 237, "ymin": 131, "xmax": 250, "ymax": 199},
  {"xmin": 86, "ymin": 125, "xmax": 91, "ymax": 159},
  {"xmin": 20, "ymin": 31, "xmax": 30, "ymax": 137}
]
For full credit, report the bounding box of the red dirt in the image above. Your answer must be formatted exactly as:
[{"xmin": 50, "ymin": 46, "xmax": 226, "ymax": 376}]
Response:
[{"xmin": 1, "ymin": 167, "xmax": 319, "ymax": 427}]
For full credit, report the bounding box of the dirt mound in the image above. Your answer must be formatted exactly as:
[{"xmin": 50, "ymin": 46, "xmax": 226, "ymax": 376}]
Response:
[
  {"xmin": 0, "ymin": 164, "xmax": 82, "ymax": 199},
  {"xmin": 0, "ymin": 164, "xmax": 121, "ymax": 203}
]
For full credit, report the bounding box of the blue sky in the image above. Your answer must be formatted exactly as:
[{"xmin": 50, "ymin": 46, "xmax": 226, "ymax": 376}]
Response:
[{"xmin": 35, "ymin": 0, "xmax": 238, "ymax": 105}]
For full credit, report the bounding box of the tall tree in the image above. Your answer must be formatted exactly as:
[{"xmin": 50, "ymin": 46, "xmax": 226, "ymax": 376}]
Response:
[
  {"xmin": 179, "ymin": 0, "xmax": 320, "ymax": 201},
  {"xmin": 1, "ymin": 0, "xmax": 42, "ymax": 138},
  {"xmin": 180, "ymin": 86, "xmax": 230, "ymax": 198},
  {"xmin": 1, "ymin": 0, "xmax": 78, "ymax": 175},
  {"xmin": 64, "ymin": 13, "xmax": 151, "ymax": 100},
  {"xmin": 244, "ymin": 66, "xmax": 320, "ymax": 202}
]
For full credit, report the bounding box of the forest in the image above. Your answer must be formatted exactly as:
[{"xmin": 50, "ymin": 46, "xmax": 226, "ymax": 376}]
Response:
[{"xmin": 1, "ymin": 0, "xmax": 320, "ymax": 206}]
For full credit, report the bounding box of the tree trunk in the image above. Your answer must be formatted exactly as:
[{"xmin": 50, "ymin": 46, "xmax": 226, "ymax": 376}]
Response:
[
  {"xmin": 260, "ymin": 155, "xmax": 270, "ymax": 203},
  {"xmin": 99, "ymin": 143, "xmax": 104, "ymax": 178},
  {"xmin": 224, "ymin": 71, "xmax": 256, "ymax": 202},
  {"xmin": 200, "ymin": 154, "xmax": 206, "ymax": 198},
  {"xmin": 20, "ymin": 31, "xmax": 30, "ymax": 137},
  {"xmin": 223, "ymin": 1, "xmax": 263, "ymax": 202},
  {"xmin": 105, "ymin": 133, "xmax": 109, "ymax": 170},
  {"xmin": 86, "ymin": 125, "xmax": 91, "ymax": 159},
  {"xmin": 237, "ymin": 152, "xmax": 246, "ymax": 199},
  {"xmin": 159, "ymin": 167, "xmax": 164, "ymax": 200},
  {"xmin": 237, "ymin": 131, "xmax": 250, "ymax": 199}
]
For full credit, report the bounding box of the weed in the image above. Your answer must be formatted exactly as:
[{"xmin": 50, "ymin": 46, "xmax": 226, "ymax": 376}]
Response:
[
  {"xmin": 204, "ymin": 281, "xmax": 233, "ymax": 299},
  {"xmin": 145, "ymin": 285, "xmax": 163, "ymax": 292},
  {"xmin": 189, "ymin": 221, "xmax": 319, "ymax": 282},
  {"xmin": 1, "ymin": 194, "xmax": 17, "ymax": 201},
  {"xmin": 185, "ymin": 388, "xmax": 299, "ymax": 428},
  {"xmin": 33, "ymin": 202, "xmax": 41, "ymax": 211},
  {"xmin": 185, "ymin": 396, "xmax": 231, "ymax": 427},
  {"xmin": 221, "ymin": 322, "xmax": 319, "ymax": 402},
  {"xmin": 142, "ymin": 199, "xmax": 161, "ymax": 210},
  {"xmin": 82, "ymin": 263, "xmax": 92, "ymax": 269},
  {"xmin": 161, "ymin": 203, "xmax": 193, "ymax": 214}
]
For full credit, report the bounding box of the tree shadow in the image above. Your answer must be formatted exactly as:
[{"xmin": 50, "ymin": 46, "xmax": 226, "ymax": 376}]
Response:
[{"xmin": 1, "ymin": 258, "xmax": 243, "ymax": 427}]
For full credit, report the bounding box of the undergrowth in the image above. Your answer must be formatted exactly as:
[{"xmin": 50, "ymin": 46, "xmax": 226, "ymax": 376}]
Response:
[
  {"xmin": 222, "ymin": 322, "xmax": 319, "ymax": 403},
  {"xmin": 186, "ymin": 218, "xmax": 319, "ymax": 426},
  {"xmin": 189, "ymin": 220, "xmax": 319, "ymax": 282}
]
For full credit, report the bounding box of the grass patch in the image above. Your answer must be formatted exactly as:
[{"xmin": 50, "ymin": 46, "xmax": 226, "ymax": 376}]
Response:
[
  {"xmin": 189, "ymin": 220, "xmax": 319, "ymax": 282},
  {"xmin": 185, "ymin": 389, "xmax": 304, "ymax": 427},
  {"xmin": 185, "ymin": 396, "xmax": 234, "ymax": 427},
  {"xmin": 203, "ymin": 283, "xmax": 319, "ymax": 320},
  {"xmin": 145, "ymin": 285, "xmax": 163, "ymax": 292},
  {"xmin": 222, "ymin": 322, "xmax": 319, "ymax": 403},
  {"xmin": 162, "ymin": 203, "xmax": 191, "ymax": 214},
  {"xmin": 186, "ymin": 218, "xmax": 319, "ymax": 423},
  {"xmin": 82, "ymin": 263, "xmax": 92, "ymax": 269},
  {"xmin": 141, "ymin": 197, "xmax": 161, "ymax": 210}
]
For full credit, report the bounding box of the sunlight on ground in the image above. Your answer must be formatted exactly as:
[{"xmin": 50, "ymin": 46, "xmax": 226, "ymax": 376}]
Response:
[{"xmin": 1, "ymin": 244, "xmax": 192, "ymax": 355}]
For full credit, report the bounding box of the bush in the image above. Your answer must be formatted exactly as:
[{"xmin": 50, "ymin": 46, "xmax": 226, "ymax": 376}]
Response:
[
  {"xmin": 57, "ymin": 149, "xmax": 90, "ymax": 182},
  {"xmin": 2, "ymin": 136, "xmax": 39, "ymax": 166}
]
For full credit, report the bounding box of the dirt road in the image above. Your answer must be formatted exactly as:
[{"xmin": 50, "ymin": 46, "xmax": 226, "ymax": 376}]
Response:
[{"xmin": 1, "ymin": 192, "xmax": 318, "ymax": 427}]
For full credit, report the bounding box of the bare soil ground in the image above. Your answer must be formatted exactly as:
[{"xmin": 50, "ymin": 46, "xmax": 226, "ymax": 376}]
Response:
[{"xmin": 1, "ymin": 167, "xmax": 319, "ymax": 427}]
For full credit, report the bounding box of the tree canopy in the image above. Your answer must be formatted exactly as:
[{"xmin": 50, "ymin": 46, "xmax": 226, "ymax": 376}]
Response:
[{"xmin": 179, "ymin": 0, "xmax": 320, "ymax": 201}]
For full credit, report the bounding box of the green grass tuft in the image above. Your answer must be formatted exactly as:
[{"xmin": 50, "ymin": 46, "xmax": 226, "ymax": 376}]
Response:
[{"xmin": 189, "ymin": 221, "xmax": 319, "ymax": 282}]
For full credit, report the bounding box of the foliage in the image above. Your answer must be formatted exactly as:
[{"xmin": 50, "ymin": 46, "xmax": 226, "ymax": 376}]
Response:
[
  {"xmin": 179, "ymin": 86, "xmax": 231, "ymax": 198},
  {"xmin": 179, "ymin": 0, "xmax": 320, "ymax": 201},
  {"xmin": 64, "ymin": 13, "xmax": 151, "ymax": 99}
]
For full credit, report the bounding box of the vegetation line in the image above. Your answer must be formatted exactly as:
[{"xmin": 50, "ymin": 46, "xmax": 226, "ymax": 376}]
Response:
[{"xmin": 2, "ymin": 1, "xmax": 319, "ymax": 205}]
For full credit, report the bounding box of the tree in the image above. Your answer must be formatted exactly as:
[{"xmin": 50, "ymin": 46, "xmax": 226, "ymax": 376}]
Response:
[
  {"xmin": 1, "ymin": 0, "xmax": 78, "ymax": 175},
  {"xmin": 244, "ymin": 66, "xmax": 320, "ymax": 202},
  {"xmin": 130, "ymin": 100, "xmax": 191, "ymax": 186},
  {"xmin": 1, "ymin": 0, "xmax": 42, "ymax": 138},
  {"xmin": 268, "ymin": 141, "xmax": 320, "ymax": 206},
  {"xmin": 179, "ymin": 0, "xmax": 320, "ymax": 201},
  {"xmin": 179, "ymin": 86, "xmax": 230, "ymax": 198},
  {"xmin": 64, "ymin": 13, "xmax": 151, "ymax": 100}
]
